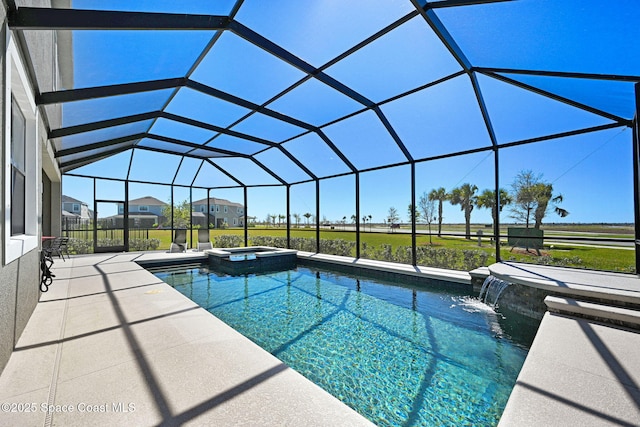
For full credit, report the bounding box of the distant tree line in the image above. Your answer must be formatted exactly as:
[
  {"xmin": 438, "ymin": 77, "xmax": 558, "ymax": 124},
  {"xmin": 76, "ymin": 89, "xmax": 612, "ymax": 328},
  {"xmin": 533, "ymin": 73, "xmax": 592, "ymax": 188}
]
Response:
[{"xmin": 400, "ymin": 170, "xmax": 568, "ymax": 240}]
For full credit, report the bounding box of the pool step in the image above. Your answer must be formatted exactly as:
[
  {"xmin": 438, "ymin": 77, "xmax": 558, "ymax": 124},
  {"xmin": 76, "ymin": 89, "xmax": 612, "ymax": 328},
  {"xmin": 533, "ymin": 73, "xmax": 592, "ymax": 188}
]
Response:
[{"xmin": 545, "ymin": 295, "xmax": 640, "ymax": 330}]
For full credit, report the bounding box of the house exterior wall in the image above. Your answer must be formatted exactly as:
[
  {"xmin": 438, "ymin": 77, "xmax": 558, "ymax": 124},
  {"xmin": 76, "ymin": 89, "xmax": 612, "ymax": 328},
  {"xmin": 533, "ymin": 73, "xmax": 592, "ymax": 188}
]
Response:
[
  {"xmin": 62, "ymin": 200, "xmax": 90, "ymax": 219},
  {"xmin": 119, "ymin": 203, "xmax": 165, "ymax": 217},
  {"xmin": 0, "ymin": 0, "xmax": 63, "ymax": 374},
  {"xmin": 118, "ymin": 200, "xmax": 167, "ymax": 226},
  {"xmin": 130, "ymin": 204, "xmax": 164, "ymax": 216},
  {"xmin": 193, "ymin": 200, "xmax": 245, "ymax": 228}
]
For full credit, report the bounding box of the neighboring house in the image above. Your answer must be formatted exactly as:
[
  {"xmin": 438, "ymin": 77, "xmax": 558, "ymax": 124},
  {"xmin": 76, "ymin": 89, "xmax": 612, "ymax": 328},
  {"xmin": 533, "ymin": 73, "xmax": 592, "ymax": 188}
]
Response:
[
  {"xmin": 110, "ymin": 196, "xmax": 168, "ymax": 229},
  {"xmin": 61, "ymin": 195, "xmax": 93, "ymax": 227},
  {"xmin": 119, "ymin": 196, "xmax": 167, "ymax": 217},
  {"xmin": 99, "ymin": 196, "xmax": 245, "ymax": 229},
  {"xmin": 192, "ymin": 197, "xmax": 245, "ymax": 228}
]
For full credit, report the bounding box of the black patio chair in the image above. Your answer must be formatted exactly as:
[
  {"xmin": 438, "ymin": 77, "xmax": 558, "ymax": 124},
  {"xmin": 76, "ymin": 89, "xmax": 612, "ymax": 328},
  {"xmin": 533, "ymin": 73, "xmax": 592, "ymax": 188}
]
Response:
[{"xmin": 44, "ymin": 237, "xmax": 69, "ymax": 261}]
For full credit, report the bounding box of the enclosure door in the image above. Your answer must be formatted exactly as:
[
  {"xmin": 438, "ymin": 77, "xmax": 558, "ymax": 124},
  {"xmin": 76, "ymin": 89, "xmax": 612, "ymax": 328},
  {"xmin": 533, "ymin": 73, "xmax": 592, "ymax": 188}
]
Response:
[{"xmin": 94, "ymin": 200, "xmax": 128, "ymax": 253}]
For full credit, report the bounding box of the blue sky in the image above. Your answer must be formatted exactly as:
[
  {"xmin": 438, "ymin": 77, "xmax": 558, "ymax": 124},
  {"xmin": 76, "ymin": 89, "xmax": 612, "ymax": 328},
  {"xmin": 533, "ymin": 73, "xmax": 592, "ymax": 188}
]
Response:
[{"xmin": 61, "ymin": 0, "xmax": 637, "ymax": 225}]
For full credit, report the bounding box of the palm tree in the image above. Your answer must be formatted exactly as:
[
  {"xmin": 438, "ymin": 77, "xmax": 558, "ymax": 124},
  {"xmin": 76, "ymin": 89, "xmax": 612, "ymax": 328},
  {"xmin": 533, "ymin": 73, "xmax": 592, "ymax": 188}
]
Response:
[
  {"xmin": 476, "ymin": 188, "xmax": 512, "ymax": 234},
  {"xmin": 450, "ymin": 183, "xmax": 478, "ymax": 239},
  {"xmin": 532, "ymin": 183, "xmax": 568, "ymax": 229},
  {"xmin": 303, "ymin": 212, "xmax": 312, "ymax": 226},
  {"xmin": 368, "ymin": 214, "xmax": 372, "ymax": 231},
  {"xmin": 510, "ymin": 171, "xmax": 569, "ymax": 229},
  {"xmin": 278, "ymin": 214, "xmax": 286, "ymax": 227},
  {"xmin": 293, "ymin": 213, "xmax": 301, "ymax": 228},
  {"xmin": 428, "ymin": 187, "xmax": 448, "ymax": 237}
]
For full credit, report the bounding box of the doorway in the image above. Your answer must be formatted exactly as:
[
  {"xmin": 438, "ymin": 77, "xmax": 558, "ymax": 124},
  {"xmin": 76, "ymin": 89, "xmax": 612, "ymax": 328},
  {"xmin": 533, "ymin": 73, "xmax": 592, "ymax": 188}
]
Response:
[{"xmin": 94, "ymin": 200, "xmax": 128, "ymax": 253}]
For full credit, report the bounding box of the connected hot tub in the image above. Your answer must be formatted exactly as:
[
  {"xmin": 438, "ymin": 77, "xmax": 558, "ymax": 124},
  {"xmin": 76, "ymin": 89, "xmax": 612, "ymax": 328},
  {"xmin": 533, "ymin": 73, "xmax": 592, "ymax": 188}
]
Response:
[{"xmin": 206, "ymin": 246, "xmax": 297, "ymax": 275}]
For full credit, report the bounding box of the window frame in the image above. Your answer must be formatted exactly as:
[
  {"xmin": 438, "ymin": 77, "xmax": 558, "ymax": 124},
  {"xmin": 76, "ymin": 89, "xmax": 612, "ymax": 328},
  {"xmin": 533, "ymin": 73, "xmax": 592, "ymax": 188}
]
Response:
[{"xmin": 4, "ymin": 30, "xmax": 39, "ymax": 264}]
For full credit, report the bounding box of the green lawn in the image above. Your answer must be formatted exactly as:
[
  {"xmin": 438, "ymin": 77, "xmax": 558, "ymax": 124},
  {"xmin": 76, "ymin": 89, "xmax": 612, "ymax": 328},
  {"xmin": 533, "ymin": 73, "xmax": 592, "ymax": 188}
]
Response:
[
  {"xmin": 232, "ymin": 227, "xmax": 635, "ymax": 272},
  {"xmin": 71, "ymin": 226, "xmax": 635, "ymax": 273}
]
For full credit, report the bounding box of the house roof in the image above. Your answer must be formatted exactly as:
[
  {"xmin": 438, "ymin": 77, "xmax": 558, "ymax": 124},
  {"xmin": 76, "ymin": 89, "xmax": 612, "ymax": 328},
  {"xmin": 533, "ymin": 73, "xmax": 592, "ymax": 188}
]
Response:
[
  {"xmin": 62, "ymin": 195, "xmax": 85, "ymax": 204},
  {"xmin": 127, "ymin": 196, "xmax": 168, "ymax": 206},
  {"xmin": 192, "ymin": 197, "xmax": 243, "ymax": 208}
]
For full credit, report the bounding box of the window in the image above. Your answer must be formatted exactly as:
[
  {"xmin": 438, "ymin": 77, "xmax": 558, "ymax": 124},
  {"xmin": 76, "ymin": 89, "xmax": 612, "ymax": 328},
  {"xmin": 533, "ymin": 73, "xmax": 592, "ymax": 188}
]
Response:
[
  {"xmin": 224, "ymin": 205, "xmax": 228, "ymax": 213},
  {"xmin": 5, "ymin": 34, "xmax": 39, "ymax": 264},
  {"xmin": 138, "ymin": 205, "xmax": 149, "ymax": 212},
  {"xmin": 72, "ymin": 203, "xmax": 80, "ymax": 212},
  {"xmin": 210, "ymin": 205, "xmax": 215, "ymax": 212},
  {"xmin": 233, "ymin": 218, "xmax": 238, "ymax": 226},
  {"xmin": 216, "ymin": 205, "xmax": 220, "ymax": 212},
  {"xmin": 10, "ymin": 97, "xmax": 25, "ymax": 235},
  {"xmin": 237, "ymin": 207, "xmax": 243, "ymax": 214},
  {"xmin": 118, "ymin": 205, "xmax": 124, "ymax": 214}
]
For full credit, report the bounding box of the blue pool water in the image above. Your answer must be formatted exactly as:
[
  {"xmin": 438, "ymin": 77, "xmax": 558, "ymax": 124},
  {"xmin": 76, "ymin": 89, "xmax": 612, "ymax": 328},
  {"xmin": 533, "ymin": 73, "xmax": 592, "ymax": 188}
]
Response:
[{"xmin": 153, "ymin": 265, "xmax": 533, "ymax": 426}]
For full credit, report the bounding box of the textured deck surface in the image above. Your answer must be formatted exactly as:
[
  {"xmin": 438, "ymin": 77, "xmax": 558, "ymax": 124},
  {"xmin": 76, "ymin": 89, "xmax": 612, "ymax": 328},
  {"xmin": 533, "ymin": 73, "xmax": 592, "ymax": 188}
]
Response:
[
  {"xmin": 494, "ymin": 262, "xmax": 640, "ymax": 426},
  {"xmin": 0, "ymin": 252, "xmax": 373, "ymax": 427}
]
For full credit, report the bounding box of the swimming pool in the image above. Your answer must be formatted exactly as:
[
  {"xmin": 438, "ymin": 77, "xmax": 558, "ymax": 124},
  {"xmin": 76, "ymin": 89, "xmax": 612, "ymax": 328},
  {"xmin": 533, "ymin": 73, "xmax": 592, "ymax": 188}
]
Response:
[{"xmin": 152, "ymin": 265, "xmax": 533, "ymax": 426}]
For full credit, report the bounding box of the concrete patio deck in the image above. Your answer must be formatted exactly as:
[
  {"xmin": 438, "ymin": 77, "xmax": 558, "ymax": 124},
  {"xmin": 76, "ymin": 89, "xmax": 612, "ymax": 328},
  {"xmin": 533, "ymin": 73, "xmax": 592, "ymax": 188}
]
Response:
[
  {"xmin": 0, "ymin": 252, "xmax": 373, "ymax": 426},
  {"xmin": 3, "ymin": 252, "xmax": 640, "ymax": 426},
  {"xmin": 494, "ymin": 262, "xmax": 640, "ymax": 427},
  {"xmin": 499, "ymin": 311, "xmax": 640, "ymax": 426}
]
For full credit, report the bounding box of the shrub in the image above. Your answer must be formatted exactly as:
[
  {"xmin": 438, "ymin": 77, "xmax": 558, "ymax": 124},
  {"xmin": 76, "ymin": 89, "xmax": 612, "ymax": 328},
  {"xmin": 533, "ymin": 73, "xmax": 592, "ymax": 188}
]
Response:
[
  {"xmin": 66, "ymin": 238, "xmax": 163, "ymax": 254},
  {"xmin": 361, "ymin": 242, "xmax": 369, "ymax": 259},
  {"xmin": 249, "ymin": 235, "xmax": 286, "ymax": 248},
  {"xmin": 213, "ymin": 234, "xmax": 243, "ymax": 248},
  {"xmin": 535, "ymin": 255, "xmax": 583, "ymax": 267},
  {"xmin": 129, "ymin": 238, "xmax": 161, "ymax": 251},
  {"xmin": 319, "ymin": 238, "xmax": 356, "ymax": 256},
  {"xmin": 462, "ymin": 250, "xmax": 489, "ymax": 271},
  {"xmin": 248, "ymin": 236, "xmax": 355, "ymax": 256},
  {"xmin": 393, "ymin": 246, "xmax": 413, "ymax": 264},
  {"xmin": 67, "ymin": 238, "xmax": 93, "ymax": 255},
  {"xmin": 375, "ymin": 244, "xmax": 394, "ymax": 262}
]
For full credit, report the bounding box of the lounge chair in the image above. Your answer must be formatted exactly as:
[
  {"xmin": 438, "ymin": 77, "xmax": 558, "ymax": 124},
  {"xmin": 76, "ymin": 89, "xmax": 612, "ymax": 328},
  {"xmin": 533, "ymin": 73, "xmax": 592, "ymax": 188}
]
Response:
[
  {"xmin": 170, "ymin": 229, "xmax": 187, "ymax": 253},
  {"xmin": 197, "ymin": 229, "xmax": 213, "ymax": 251}
]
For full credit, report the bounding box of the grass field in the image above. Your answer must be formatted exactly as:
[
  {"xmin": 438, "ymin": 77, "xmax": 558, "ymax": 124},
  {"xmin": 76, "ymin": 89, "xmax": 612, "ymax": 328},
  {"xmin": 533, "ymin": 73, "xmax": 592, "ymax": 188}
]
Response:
[
  {"xmin": 411, "ymin": 222, "xmax": 634, "ymax": 235},
  {"xmin": 66, "ymin": 225, "xmax": 636, "ymax": 273},
  {"xmin": 147, "ymin": 227, "xmax": 634, "ymax": 273}
]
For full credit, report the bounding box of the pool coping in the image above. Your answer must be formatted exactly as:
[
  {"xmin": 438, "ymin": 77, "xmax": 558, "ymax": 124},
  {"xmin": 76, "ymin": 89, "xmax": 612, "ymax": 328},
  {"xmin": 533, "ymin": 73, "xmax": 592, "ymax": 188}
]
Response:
[
  {"xmin": 489, "ymin": 261, "xmax": 640, "ymax": 307},
  {"xmin": 296, "ymin": 251, "xmax": 472, "ymax": 284},
  {"xmin": 206, "ymin": 246, "xmax": 298, "ymax": 259}
]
